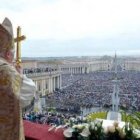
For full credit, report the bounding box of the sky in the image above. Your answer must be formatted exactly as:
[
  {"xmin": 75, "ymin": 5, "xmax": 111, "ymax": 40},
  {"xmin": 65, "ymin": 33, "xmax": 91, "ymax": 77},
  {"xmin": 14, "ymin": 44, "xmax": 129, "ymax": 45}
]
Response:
[{"xmin": 0, "ymin": 0, "xmax": 140, "ymax": 57}]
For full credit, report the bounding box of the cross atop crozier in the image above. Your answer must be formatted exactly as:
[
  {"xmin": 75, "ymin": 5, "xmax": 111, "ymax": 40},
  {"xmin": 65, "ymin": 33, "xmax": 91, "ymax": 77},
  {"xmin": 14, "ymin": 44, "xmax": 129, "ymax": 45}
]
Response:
[{"xmin": 14, "ymin": 26, "xmax": 26, "ymax": 67}]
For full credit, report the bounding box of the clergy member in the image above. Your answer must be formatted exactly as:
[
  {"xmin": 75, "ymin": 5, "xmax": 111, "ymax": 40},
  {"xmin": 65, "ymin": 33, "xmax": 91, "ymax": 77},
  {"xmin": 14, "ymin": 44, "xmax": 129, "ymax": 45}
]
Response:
[{"xmin": 0, "ymin": 17, "xmax": 36, "ymax": 140}]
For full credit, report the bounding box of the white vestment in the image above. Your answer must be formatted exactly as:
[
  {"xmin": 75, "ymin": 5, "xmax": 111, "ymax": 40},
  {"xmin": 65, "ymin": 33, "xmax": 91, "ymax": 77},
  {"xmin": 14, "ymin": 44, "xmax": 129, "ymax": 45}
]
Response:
[
  {"xmin": 0, "ymin": 57, "xmax": 36, "ymax": 140},
  {"xmin": 20, "ymin": 74, "xmax": 36, "ymax": 108}
]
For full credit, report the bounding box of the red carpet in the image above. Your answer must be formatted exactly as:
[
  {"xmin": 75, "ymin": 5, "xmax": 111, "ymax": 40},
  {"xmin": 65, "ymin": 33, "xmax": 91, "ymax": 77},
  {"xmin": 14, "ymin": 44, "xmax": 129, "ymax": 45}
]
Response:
[{"xmin": 23, "ymin": 120, "xmax": 65, "ymax": 140}]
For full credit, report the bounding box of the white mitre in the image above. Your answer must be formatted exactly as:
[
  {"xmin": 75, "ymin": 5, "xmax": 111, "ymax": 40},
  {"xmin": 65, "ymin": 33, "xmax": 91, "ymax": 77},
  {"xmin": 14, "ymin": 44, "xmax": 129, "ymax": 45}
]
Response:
[
  {"xmin": 0, "ymin": 17, "xmax": 14, "ymax": 51},
  {"xmin": 2, "ymin": 17, "xmax": 13, "ymax": 37}
]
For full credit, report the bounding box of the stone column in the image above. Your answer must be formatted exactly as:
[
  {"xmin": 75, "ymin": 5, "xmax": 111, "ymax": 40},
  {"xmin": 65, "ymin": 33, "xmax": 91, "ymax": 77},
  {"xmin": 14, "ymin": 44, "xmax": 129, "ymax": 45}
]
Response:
[
  {"xmin": 53, "ymin": 77, "xmax": 55, "ymax": 91},
  {"xmin": 52, "ymin": 77, "xmax": 54, "ymax": 91},
  {"xmin": 59, "ymin": 75, "xmax": 62, "ymax": 89},
  {"xmin": 49, "ymin": 77, "xmax": 53, "ymax": 93},
  {"xmin": 42, "ymin": 80, "xmax": 45, "ymax": 95},
  {"xmin": 55, "ymin": 76, "xmax": 58, "ymax": 89},
  {"xmin": 56, "ymin": 76, "xmax": 59, "ymax": 89}
]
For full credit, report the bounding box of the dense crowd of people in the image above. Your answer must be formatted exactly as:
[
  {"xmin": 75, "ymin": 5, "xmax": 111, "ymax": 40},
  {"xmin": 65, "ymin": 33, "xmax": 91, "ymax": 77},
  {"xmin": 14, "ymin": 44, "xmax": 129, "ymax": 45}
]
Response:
[
  {"xmin": 23, "ymin": 67, "xmax": 57, "ymax": 74},
  {"xmin": 23, "ymin": 111, "xmax": 86, "ymax": 125},
  {"xmin": 47, "ymin": 71, "xmax": 140, "ymax": 112},
  {"xmin": 23, "ymin": 70, "xmax": 140, "ymax": 127}
]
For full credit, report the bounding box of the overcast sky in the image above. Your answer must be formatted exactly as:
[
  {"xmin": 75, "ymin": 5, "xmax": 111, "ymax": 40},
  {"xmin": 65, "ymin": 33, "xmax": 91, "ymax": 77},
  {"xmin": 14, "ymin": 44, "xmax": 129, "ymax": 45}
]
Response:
[{"xmin": 0, "ymin": 0, "xmax": 140, "ymax": 57}]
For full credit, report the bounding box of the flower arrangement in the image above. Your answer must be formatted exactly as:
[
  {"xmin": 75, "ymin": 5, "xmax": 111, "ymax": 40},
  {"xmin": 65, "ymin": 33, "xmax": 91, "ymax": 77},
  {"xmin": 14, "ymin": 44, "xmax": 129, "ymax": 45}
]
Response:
[{"xmin": 63, "ymin": 120, "xmax": 140, "ymax": 140}]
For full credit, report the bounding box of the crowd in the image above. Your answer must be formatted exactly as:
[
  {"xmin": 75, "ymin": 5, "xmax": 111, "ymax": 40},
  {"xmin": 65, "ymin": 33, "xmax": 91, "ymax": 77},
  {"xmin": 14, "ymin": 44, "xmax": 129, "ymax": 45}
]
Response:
[
  {"xmin": 23, "ymin": 111, "xmax": 86, "ymax": 125},
  {"xmin": 47, "ymin": 71, "xmax": 140, "ymax": 112},
  {"xmin": 23, "ymin": 67, "xmax": 57, "ymax": 74},
  {"xmin": 23, "ymin": 70, "xmax": 140, "ymax": 127}
]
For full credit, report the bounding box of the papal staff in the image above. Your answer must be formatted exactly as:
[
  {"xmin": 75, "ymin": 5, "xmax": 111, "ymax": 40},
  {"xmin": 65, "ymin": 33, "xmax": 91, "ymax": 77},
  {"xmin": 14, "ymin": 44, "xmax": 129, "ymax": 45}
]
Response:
[{"xmin": 14, "ymin": 26, "xmax": 26, "ymax": 67}]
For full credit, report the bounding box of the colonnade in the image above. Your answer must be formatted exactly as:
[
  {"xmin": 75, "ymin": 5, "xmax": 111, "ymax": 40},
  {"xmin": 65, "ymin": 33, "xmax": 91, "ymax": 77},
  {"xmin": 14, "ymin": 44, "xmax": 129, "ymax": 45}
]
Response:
[
  {"xmin": 61, "ymin": 66, "xmax": 89, "ymax": 74},
  {"xmin": 28, "ymin": 72, "xmax": 62, "ymax": 96},
  {"xmin": 124, "ymin": 61, "xmax": 140, "ymax": 71},
  {"xmin": 60, "ymin": 61, "xmax": 111, "ymax": 74},
  {"xmin": 48, "ymin": 75, "xmax": 61, "ymax": 93},
  {"xmin": 89, "ymin": 62, "xmax": 111, "ymax": 71}
]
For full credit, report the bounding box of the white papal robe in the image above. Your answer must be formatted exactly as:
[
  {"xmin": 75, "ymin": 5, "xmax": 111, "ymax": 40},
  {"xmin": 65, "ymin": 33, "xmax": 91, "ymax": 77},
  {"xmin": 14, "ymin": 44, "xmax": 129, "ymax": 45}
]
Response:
[{"xmin": 0, "ymin": 57, "xmax": 36, "ymax": 140}]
